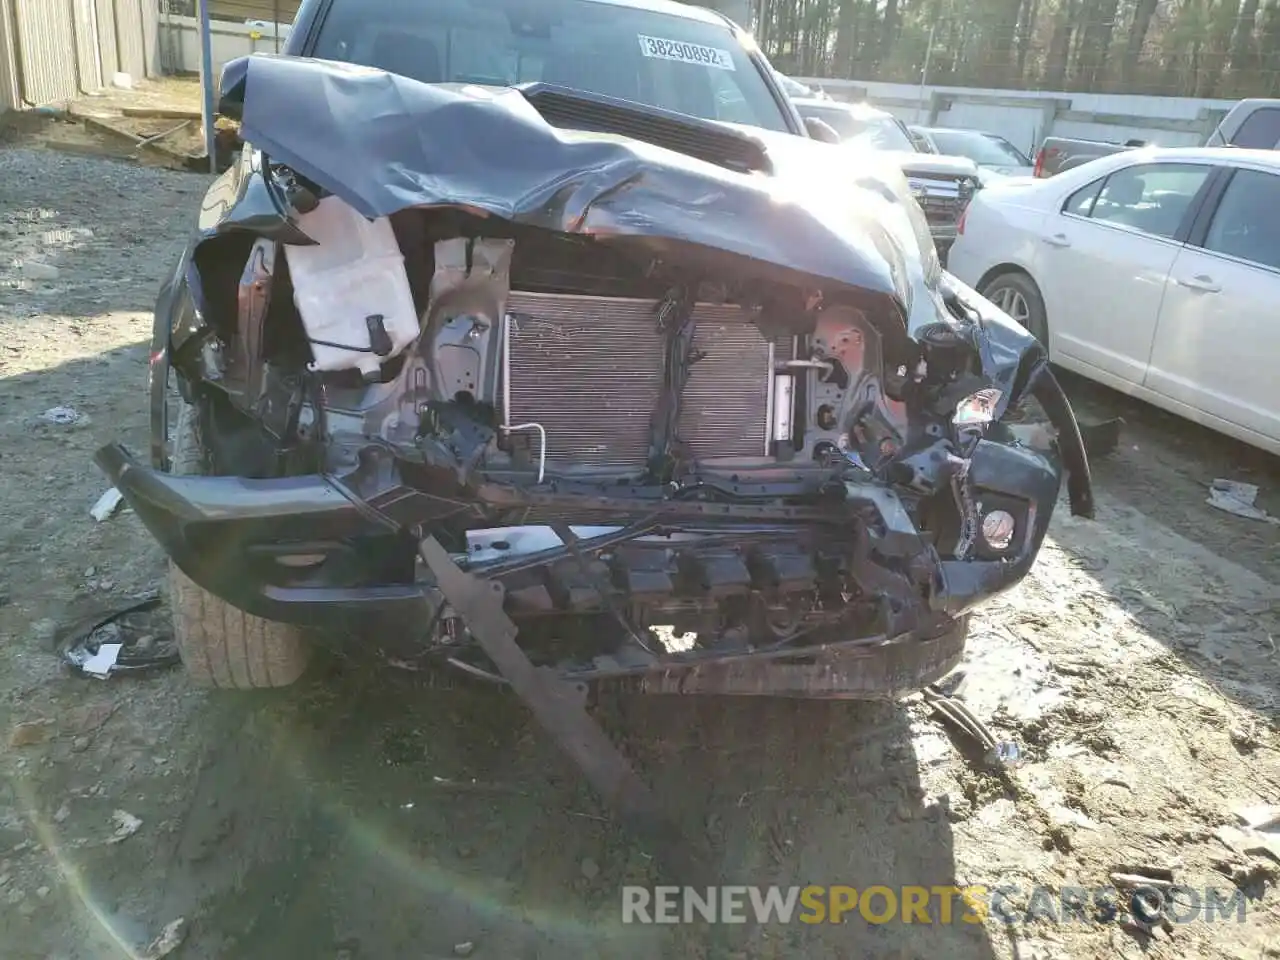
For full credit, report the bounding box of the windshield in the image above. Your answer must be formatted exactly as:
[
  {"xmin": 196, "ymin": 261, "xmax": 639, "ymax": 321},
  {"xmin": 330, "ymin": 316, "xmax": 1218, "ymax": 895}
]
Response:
[
  {"xmin": 310, "ymin": 0, "xmax": 791, "ymax": 133},
  {"xmin": 927, "ymin": 130, "xmax": 1030, "ymax": 166},
  {"xmin": 776, "ymin": 73, "xmax": 813, "ymax": 98},
  {"xmin": 799, "ymin": 104, "xmax": 916, "ymax": 152}
]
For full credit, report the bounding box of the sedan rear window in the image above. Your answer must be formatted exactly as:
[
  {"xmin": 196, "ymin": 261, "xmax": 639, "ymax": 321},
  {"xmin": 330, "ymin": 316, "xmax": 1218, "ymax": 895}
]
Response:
[
  {"xmin": 1069, "ymin": 163, "xmax": 1211, "ymax": 240},
  {"xmin": 928, "ymin": 130, "xmax": 1030, "ymax": 167},
  {"xmin": 309, "ymin": 0, "xmax": 790, "ymax": 133}
]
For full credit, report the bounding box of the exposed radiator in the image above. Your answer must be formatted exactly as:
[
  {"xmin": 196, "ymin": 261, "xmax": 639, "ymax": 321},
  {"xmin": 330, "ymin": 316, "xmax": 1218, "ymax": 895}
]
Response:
[{"xmin": 503, "ymin": 291, "xmax": 776, "ymax": 470}]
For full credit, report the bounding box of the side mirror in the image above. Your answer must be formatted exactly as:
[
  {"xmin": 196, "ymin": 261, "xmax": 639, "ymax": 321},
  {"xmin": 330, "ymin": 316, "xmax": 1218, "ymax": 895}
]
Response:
[{"xmin": 803, "ymin": 116, "xmax": 841, "ymax": 144}]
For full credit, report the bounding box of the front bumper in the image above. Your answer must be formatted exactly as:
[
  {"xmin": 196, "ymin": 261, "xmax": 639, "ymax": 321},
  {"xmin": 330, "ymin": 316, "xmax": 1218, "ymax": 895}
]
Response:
[{"xmin": 94, "ymin": 428, "xmax": 1068, "ymax": 655}]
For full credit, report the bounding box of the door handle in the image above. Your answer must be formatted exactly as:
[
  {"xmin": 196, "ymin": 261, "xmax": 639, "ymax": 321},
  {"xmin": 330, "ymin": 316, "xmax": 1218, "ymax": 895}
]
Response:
[
  {"xmin": 1042, "ymin": 233, "xmax": 1071, "ymax": 248},
  {"xmin": 1177, "ymin": 274, "xmax": 1221, "ymax": 293}
]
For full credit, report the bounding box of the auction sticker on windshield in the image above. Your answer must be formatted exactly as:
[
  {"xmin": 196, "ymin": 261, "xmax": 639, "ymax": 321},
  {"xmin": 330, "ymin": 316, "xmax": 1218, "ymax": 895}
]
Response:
[{"xmin": 637, "ymin": 35, "xmax": 736, "ymax": 71}]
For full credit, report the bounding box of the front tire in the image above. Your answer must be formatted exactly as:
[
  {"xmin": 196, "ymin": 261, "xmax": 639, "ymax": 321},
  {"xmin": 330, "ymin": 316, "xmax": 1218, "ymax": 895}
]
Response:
[{"xmin": 167, "ymin": 404, "xmax": 310, "ymax": 689}]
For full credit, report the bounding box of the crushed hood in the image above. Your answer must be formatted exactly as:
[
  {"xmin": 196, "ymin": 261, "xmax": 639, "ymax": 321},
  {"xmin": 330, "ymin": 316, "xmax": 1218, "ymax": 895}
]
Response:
[{"xmin": 218, "ymin": 54, "xmax": 947, "ymax": 331}]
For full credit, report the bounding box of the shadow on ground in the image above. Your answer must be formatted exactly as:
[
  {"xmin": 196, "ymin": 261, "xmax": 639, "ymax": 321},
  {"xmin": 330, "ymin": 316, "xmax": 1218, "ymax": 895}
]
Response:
[
  {"xmin": 118, "ymin": 667, "xmax": 996, "ymax": 960},
  {"xmin": 1019, "ymin": 372, "xmax": 1280, "ymax": 723}
]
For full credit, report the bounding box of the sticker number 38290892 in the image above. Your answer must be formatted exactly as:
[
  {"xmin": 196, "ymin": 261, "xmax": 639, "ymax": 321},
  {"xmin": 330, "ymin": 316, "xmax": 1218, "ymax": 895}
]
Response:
[{"xmin": 637, "ymin": 35, "xmax": 736, "ymax": 71}]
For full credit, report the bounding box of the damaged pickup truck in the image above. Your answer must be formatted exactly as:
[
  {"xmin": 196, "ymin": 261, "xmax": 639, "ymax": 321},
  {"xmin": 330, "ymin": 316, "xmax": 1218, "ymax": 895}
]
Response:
[{"xmin": 96, "ymin": 0, "xmax": 1094, "ymax": 704}]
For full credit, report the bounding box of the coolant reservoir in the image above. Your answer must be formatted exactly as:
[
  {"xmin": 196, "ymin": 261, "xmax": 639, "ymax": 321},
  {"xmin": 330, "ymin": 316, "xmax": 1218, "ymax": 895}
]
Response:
[{"xmin": 283, "ymin": 196, "xmax": 419, "ymax": 377}]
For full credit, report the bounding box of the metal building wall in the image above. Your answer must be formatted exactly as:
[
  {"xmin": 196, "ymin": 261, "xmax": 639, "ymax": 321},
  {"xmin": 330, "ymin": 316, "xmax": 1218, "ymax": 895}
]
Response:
[
  {"xmin": 0, "ymin": 0, "xmax": 20, "ymax": 111},
  {"xmin": 114, "ymin": 0, "xmax": 148, "ymax": 82},
  {"xmin": 73, "ymin": 0, "xmax": 103, "ymax": 92},
  {"xmin": 95, "ymin": 0, "xmax": 120, "ymax": 76},
  {"xmin": 0, "ymin": 0, "xmax": 158, "ymax": 109},
  {"xmin": 12, "ymin": 0, "xmax": 80, "ymax": 103}
]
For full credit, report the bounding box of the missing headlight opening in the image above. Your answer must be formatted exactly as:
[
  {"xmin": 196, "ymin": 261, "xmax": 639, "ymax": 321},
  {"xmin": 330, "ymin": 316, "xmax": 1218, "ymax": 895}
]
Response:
[{"xmin": 93, "ymin": 53, "xmax": 1097, "ymax": 879}]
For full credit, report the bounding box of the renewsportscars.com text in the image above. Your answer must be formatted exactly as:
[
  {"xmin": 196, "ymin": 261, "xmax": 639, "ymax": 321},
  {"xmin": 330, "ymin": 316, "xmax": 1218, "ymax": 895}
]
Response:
[{"xmin": 621, "ymin": 884, "xmax": 1248, "ymax": 925}]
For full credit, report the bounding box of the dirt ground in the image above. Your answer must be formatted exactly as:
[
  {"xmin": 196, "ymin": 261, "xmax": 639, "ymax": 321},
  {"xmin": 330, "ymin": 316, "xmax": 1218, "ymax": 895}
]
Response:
[{"xmin": 2, "ymin": 127, "xmax": 1279, "ymax": 960}]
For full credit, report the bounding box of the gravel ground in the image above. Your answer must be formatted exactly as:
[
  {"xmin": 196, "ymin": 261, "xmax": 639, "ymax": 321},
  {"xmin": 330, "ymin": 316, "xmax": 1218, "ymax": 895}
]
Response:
[{"xmin": 1, "ymin": 141, "xmax": 1279, "ymax": 960}]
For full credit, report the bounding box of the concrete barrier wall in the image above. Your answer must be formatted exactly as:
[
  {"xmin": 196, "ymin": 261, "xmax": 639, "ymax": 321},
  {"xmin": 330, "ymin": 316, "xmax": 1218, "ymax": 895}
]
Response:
[
  {"xmin": 159, "ymin": 14, "xmax": 290, "ymax": 81},
  {"xmin": 796, "ymin": 77, "xmax": 1238, "ymax": 153}
]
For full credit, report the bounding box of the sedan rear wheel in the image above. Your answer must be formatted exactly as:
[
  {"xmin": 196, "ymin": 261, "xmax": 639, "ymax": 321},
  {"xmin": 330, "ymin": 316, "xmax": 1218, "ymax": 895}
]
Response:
[{"xmin": 981, "ymin": 271, "xmax": 1049, "ymax": 350}]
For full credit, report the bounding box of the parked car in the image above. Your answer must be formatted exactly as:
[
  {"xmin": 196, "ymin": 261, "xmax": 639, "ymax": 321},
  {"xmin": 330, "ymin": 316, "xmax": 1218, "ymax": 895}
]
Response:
[
  {"xmin": 910, "ymin": 126, "xmax": 1035, "ymax": 179},
  {"xmin": 1034, "ymin": 96, "xmax": 1280, "ymax": 178},
  {"xmin": 948, "ymin": 146, "xmax": 1280, "ymax": 456},
  {"xmin": 95, "ymin": 0, "xmax": 1094, "ymax": 706},
  {"xmin": 1205, "ymin": 98, "xmax": 1280, "ymax": 148},
  {"xmin": 790, "ymin": 98, "xmax": 983, "ymax": 257},
  {"xmin": 1032, "ymin": 136, "xmax": 1148, "ymax": 178}
]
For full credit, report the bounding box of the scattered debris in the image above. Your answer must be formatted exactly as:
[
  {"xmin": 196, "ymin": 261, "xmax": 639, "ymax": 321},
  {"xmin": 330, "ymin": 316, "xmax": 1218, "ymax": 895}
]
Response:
[
  {"xmin": 923, "ymin": 683, "xmax": 1009, "ymax": 763},
  {"xmin": 53, "ymin": 802, "xmax": 70, "ymax": 824},
  {"xmin": 41, "ymin": 406, "xmax": 79, "ymax": 425},
  {"xmin": 1231, "ymin": 804, "xmax": 1280, "ymax": 832},
  {"xmin": 133, "ymin": 120, "xmax": 193, "ymax": 152},
  {"xmin": 8, "ymin": 719, "xmax": 54, "ymax": 748},
  {"xmin": 992, "ymin": 741, "xmax": 1022, "ymax": 766},
  {"xmin": 580, "ymin": 856, "xmax": 600, "ymax": 880},
  {"xmin": 108, "ymin": 809, "xmax": 142, "ymax": 844},
  {"xmin": 59, "ymin": 594, "xmax": 179, "ymax": 678},
  {"xmin": 80, "ymin": 642, "xmax": 123, "ymax": 679},
  {"xmin": 1110, "ymin": 871, "xmax": 1174, "ymax": 889},
  {"xmin": 143, "ymin": 918, "xmax": 187, "ymax": 959},
  {"xmin": 111, "ymin": 72, "xmax": 134, "ymax": 90},
  {"xmin": 90, "ymin": 487, "xmax": 125, "ymax": 522},
  {"xmin": 1207, "ymin": 479, "xmax": 1279, "ymax": 524},
  {"xmin": 452, "ymin": 942, "xmax": 475, "ymax": 958},
  {"xmin": 1215, "ymin": 824, "xmax": 1280, "ymax": 864}
]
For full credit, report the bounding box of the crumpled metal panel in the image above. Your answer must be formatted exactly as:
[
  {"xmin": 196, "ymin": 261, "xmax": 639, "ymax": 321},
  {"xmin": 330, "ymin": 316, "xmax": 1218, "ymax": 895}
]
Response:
[{"xmin": 218, "ymin": 54, "xmax": 919, "ymax": 322}]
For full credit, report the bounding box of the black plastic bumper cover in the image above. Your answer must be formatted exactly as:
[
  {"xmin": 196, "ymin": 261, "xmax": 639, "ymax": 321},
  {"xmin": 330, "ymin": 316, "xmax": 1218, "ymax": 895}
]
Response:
[{"xmin": 94, "ymin": 430, "xmax": 1064, "ymax": 639}]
